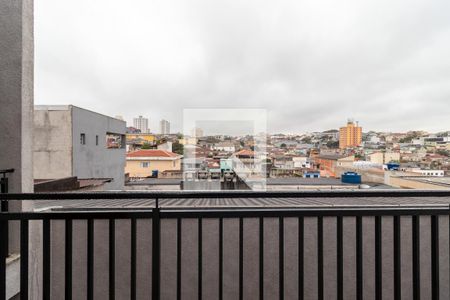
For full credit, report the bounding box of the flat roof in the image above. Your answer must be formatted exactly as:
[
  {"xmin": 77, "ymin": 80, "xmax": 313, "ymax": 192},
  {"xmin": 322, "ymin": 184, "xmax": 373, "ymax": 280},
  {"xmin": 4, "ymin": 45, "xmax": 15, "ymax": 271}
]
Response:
[
  {"xmin": 126, "ymin": 177, "xmax": 358, "ymax": 186},
  {"xmin": 32, "ymin": 194, "xmax": 450, "ymax": 210},
  {"xmin": 35, "ymin": 105, "xmax": 126, "ymax": 124},
  {"xmin": 397, "ymin": 176, "xmax": 450, "ymax": 187}
]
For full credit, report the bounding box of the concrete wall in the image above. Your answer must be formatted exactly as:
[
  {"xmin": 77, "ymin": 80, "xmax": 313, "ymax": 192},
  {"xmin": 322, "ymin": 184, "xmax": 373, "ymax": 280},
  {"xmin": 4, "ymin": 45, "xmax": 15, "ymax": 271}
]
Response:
[
  {"xmin": 34, "ymin": 107, "xmax": 73, "ymax": 179},
  {"xmin": 47, "ymin": 214, "xmax": 450, "ymax": 299},
  {"xmin": 0, "ymin": 0, "xmax": 34, "ymax": 194},
  {"xmin": 72, "ymin": 106, "xmax": 126, "ymax": 190},
  {"xmin": 1, "ymin": 1, "xmax": 42, "ymax": 299},
  {"xmin": 33, "ymin": 105, "xmax": 126, "ymax": 190}
]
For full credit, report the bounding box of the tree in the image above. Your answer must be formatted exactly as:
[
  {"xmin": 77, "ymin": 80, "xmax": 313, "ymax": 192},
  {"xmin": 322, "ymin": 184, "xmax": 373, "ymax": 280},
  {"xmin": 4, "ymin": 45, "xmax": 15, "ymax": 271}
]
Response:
[
  {"xmin": 301, "ymin": 137, "xmax": 312, "ymax": 144},
  {"xmin": 141, "ymin": 143, "xmax": 152, "ymax": 149},
  {"xmin": 436, "ymin": 149, "xmax": 450, "ymax": 157},
  {"xmin": 280, "ymin": 143, "xmax": 287, "ymax": 148},
  {"xmin": 172, "ymin": 142, "xmax": 184, "ymax": 155}
]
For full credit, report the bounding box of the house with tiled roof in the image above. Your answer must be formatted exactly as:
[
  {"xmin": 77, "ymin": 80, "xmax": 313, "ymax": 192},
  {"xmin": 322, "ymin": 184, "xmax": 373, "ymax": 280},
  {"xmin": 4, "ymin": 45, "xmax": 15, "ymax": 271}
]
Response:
[{"xmin": 126, "ymin": 149, "xmax": 182, "ymax": 178}]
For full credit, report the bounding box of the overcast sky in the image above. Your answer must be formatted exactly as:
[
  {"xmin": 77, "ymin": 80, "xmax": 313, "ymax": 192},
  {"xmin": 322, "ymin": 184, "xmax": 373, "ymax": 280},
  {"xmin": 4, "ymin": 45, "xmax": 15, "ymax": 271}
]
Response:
[{"xmin": 35, "ymin": 0, "xmax": 450, "ymax": 134}]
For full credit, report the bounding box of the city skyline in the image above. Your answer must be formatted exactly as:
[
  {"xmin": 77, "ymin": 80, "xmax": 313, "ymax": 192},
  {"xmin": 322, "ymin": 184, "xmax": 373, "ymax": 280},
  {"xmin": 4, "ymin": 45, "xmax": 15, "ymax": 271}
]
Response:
[{"xmin": 124, "ymin": 116, "xmax": 448, "ymax": 136}]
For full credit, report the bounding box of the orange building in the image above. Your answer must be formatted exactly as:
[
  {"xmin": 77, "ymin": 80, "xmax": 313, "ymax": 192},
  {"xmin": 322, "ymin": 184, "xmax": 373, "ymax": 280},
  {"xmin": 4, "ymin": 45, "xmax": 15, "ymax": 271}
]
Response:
[{"xmin": 339, "ymin": 120, "xmax": 362, "ymax": 149}]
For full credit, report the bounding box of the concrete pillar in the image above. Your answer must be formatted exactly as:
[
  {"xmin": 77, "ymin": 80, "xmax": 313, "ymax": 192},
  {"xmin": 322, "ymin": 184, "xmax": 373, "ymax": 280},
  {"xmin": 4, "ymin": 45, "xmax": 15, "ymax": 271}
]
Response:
[
  {"xmin": 0, "ymin": 0, "xmax": 34, "ymax": 194},
  {"xmin": 0, "ymin": 0, "xmax": 39, "ymax": 298}
]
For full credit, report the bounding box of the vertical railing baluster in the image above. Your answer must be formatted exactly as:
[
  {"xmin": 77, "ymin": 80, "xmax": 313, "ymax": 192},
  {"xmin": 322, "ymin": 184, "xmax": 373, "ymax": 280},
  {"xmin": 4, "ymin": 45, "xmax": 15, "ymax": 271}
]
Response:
[
  {"xmin": 239, "ymin": 217, "xmax": 243, "ymax": 300},
  {"xmin": 177, "ymin": 218, "xmax": 182, "ymax": 300},
  {"xmin": 87, "ymin": 219, "xmax": 94, "ymax": 300},
  {"xmin": 394, "ymin": 216, "xmax": 401, "ymax": 299},
  {"xmin": 0, "ymin": 220, "xmax": 7, "ymax": 300},
  {"xmin": 375, "ymin": 216, "xmax": 382, "ymax": 300},
  {"xmin": 131, "ymin": 217, "xmax": 137, "ymax": 300},
  {"xmin": 20, "ymin": 219, "xmax": 29, "ymax": 299},
  {"xmin": 280, "ymin": 217, "xmax": 284, "ymax": 300},
  {"xmin": 152, "ymin": 198, "xmax": 161, "ymax": 300},
  {"xmin": 198, "ymin": 218, "xmax": 202, "ymax": 300},
  {"xmin": 413, "ymin": 215, "xmax": 420, "ymax": 300},
  {"xmin": 259, "ymin": 217, "xmax": 264, "ymax": 300},
  {"xmin": 43, "ymin": 219, "xmax": 51, "ymax": 299},
  {"xmin": 65, "ymin": 219, "xmax": 73, "ymax": 300},
  {"xmin": 337, "ymin": 216, "xmax": 343, "ymax": 300},
  {"xmin": 109, "ymin": 218, "xmax": 115, "ymax": 300},
  {"xmin": 219, "ymin": 217, "xmax": 223, "ymax": 300},
  {"xmin": 356, "ymin": 216, "xmax": 362, "ymax": 300},
  {"xmin": 431, "ymin": 215, "xmax": 439, "ymax": 300},
  {"xmin": 318, "ymin": 217, "xmax": 323, "ymax": 300},
  {"xmin": 299, "ymin": 216, "xmax": 304, "ymax": 300}
]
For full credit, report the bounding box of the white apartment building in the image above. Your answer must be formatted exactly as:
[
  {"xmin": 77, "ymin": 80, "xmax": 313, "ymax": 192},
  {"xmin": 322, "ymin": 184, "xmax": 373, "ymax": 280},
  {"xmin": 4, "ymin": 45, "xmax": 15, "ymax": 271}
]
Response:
[
  {"xmin": 160, "ymin": 119, "xmax": 170, "ymax": 135},
  {"xmin": 133, "ymin": 115, "xmax": 149, "ymax": 133}
]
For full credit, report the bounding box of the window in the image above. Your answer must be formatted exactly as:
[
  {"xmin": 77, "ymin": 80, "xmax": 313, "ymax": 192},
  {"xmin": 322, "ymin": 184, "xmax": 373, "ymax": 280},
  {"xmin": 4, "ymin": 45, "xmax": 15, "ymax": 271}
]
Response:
[
  {"xmin": 106, "ymin": 133, "xmax": 125, "ymax": 149},
  {"xmin": 141, "ymin": 162, "xmax": 149, "ymax": 168},
  {"xmin": 173, "ymin": 161, "xmax": 176, "ymax": 167},
  {"xmin": 96, "ymin": 135, "xmax": 99, "ymax": 146},
  {"xmin": 80, "ymin": 133, "xmax": 86, "ymax": 145}
]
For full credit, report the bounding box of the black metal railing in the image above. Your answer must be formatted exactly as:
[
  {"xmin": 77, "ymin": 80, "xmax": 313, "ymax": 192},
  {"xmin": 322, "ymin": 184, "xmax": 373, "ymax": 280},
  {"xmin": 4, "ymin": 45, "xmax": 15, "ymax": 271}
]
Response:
[
  {"xmin": 0, "ymin": 190, "xmax": 450, "ymax": 299},
  {"xmin": 0, "ymin": 169, "xmax": 14, "ymax": 259}
]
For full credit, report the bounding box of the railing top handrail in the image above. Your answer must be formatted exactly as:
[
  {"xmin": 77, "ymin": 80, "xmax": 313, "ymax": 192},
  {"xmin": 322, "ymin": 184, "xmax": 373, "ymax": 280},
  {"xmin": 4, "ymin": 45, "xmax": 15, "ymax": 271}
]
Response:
[
  {"xmin": 1, "ymin": 189, "xmax": 450, "ymax": 200},
  {"xmin": 0, "ymin": 169, "xmax": 14, "ymax": 175}
]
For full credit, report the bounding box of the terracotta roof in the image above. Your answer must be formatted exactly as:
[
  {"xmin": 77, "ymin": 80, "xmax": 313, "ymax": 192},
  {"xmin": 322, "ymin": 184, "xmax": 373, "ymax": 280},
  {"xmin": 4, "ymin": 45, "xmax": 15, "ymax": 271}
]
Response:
[
  {"xmin": 127, "ymin": 149, "xmax": 179, "ymax": 158},
  {"xmin": 234, "ymin": 149, "xmax": 255, "ymax": 157}
]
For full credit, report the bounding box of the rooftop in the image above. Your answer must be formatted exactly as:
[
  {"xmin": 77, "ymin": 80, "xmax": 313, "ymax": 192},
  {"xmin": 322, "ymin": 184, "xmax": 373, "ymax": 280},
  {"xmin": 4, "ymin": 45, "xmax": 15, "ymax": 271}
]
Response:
[
  {"xmin": 127, "ymin": 149, "xmax": 180, "ymax": 158},
  {"xmin": 31, "ymin": 193, "xmax": 450, "ymax": 210},
  {"xmin": 315, "ymin": 154, "xmax": 346, "ymax": 160}
]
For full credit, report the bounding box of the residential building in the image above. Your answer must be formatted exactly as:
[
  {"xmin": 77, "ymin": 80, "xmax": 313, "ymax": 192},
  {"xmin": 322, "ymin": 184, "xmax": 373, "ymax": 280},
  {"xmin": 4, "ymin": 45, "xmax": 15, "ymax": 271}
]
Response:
[
  {"xmin": 126, "ymin": 149, "xmax": 182, "ymax": 178},
  {"xmin": 33, "ymin": 105, "xmax": 126, "ymax": 190},
  {"xmin": 126, "ymin": 126, "xmax": 141, "ymax": 134},
  {"xmin": 133, "ymin": 115, "xmax": 149, "ymax": 133},
  {"xmin": 213, "ymin": 141, "xmax": 236, "ymax": 152},
  {"xmin": 126, "ymin": 133, "xmax": 157, "ymax": 150},
  {"xmin": 368, "ymin": 152, "xmax": 400, "ymax": 164},
  {"xmin": 314, "ymin": 154, "xmax": 355, "ymax": 177},
  {"xmin": 157, "ymin": 141, "xmax": 173, "ymax": 152},
  {"xmin": 406, "ymin": 169, "xmax": 445, "ymax": 177},
  {"xmin": 293, "ymin": 156, "xmax": 311, "ymax": 168},
  {"xmin": 339, "ymin": 119, "xmax": 362, "ymax": 149},
  {"xmin": 192, "ymin": 127, "xmax": 204, "ymax": 138},
  {"xmin": 160, "ymin": 119, "xmax": 170, "ymax": 135},
  {"xmin": 233, "ymin": 149, "xmax": 256, "ymax": 168}
]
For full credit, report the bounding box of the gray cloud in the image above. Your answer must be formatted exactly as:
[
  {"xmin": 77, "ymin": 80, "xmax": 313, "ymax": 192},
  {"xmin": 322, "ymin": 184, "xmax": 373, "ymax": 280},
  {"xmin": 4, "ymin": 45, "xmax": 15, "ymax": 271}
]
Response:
[{"xmin": 35, "ymin": 0, "xmax": 450, "ymax": 133}]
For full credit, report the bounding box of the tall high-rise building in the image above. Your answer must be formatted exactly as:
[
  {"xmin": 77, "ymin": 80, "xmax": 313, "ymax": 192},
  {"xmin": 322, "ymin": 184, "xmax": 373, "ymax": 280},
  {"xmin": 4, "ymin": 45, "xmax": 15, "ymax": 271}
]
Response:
[
  {"xmin": 160, "ymin": 119, "xmax": 170, "ymax": 135},
  {"xmin": 191, "ymin": 127, "xmax": 204, "ymax": 138},
  {"xmin": 133, "ymin": 115, "xmax": 149, "ymax": 133},
  {"xmin": 339, "ymin": 119, "xmax": 362, "ymax": 149}
]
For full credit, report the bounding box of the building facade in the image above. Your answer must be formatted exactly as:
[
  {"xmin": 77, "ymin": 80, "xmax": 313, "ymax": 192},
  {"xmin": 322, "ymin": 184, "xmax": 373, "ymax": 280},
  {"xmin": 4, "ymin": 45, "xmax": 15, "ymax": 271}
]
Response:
[
  {"xmin": 133, "ymin": 115, "xmax": 149, "ymax": 133},
  {"xmin": 34, "ymin": 105, "xmax": 126, "ymax": 190},
  {"xmin": 160, "ymin": 119, "xmax": 170, "ymax": 135},
  {"xmin": 368, "ymin": 151, "xmax": 400, "ymax": 164},
  {"xmin": 126, "ymin": 149, "xmax": 182, "ymax": 178},
  {"xmin": 339, "ymin": 120, "xmax": 362, "ymax": 149}
]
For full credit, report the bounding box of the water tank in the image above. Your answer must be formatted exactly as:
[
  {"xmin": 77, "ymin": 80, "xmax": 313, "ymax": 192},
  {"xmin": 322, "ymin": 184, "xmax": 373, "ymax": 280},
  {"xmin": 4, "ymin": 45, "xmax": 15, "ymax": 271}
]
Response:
[{"xmin": 341, "ymin": 172, "xmax": 362, "ymax": 184}]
